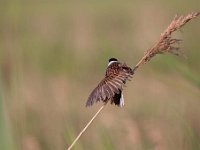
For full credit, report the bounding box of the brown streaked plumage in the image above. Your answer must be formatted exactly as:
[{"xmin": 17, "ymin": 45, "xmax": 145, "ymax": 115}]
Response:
[{"xmin": 86, "ymin": 58, "xmax": 134, "ymax": 107}]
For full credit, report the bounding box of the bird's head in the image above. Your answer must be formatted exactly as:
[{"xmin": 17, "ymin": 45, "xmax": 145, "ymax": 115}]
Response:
[{"xmin": 108, "ymin": 58, "xmax": 118, "ymax": 66}]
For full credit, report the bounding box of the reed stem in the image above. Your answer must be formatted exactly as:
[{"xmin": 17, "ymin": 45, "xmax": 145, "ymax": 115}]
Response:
[{"xmin": 67, "ymin": 105, "xmax": 105, "ymax": 150}]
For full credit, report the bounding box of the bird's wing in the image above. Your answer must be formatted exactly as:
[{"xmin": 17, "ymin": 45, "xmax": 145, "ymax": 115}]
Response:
[{"xmin": 86, "ymin": 70, "xmax": 132, "ymax": 107}]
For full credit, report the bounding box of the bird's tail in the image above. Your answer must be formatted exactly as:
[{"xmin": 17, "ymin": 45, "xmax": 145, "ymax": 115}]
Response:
[{"xmin": 111, "ymin": 90, "xmax": 124, "ymax": 107}]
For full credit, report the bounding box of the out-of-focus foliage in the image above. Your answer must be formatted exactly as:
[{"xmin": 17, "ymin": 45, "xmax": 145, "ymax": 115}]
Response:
[{"xmin": 0, "ymin": 0, "xmax": 200, "ymax": 150}]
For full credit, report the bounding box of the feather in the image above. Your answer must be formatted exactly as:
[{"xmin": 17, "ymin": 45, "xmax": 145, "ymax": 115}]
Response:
[{"xmin": 86, "ymin": 61, "xmax": 133, "ymax": 107}]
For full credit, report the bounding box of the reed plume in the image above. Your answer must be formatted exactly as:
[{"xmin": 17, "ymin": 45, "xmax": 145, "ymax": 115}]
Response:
[
  {"xmin": 67, "ymin": 12, "xmax": 200, "ymax": 150},
  {"xmin": 133, "ymin": 12, "xmax": 200, "ymax": 72}
]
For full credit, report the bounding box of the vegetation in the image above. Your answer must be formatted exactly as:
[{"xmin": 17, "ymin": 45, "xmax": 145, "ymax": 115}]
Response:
[{"xmin": 0, "ymin": 1, "xmax": 200, "ymax": 150}]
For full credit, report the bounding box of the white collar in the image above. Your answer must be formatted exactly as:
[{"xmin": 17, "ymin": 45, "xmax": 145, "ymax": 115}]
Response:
[{"xmin": 108, "ymin": 61, "xmax": 117, "ymax": 66}]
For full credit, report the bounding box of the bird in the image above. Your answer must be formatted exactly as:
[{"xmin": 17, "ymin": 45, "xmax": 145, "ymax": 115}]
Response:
[{"xmin": 86, "ymin": 58, "xmax": 134, "ymax": 107}]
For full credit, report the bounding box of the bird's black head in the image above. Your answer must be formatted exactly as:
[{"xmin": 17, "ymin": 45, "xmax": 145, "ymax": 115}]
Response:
[{"xmin": 109, "ymin": 58, "xmax": 118, "ymax": 62}]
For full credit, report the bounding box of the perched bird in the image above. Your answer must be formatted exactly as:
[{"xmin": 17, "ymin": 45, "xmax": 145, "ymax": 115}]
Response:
[{"xmin": 86, "ymin": 58, "xmax": 134, "ymax": 107}]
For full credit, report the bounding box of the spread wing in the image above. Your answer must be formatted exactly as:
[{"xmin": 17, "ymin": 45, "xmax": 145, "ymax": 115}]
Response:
[{"xmin": 86, "ymin": 69, "xmax": 133, "ymax": 107}]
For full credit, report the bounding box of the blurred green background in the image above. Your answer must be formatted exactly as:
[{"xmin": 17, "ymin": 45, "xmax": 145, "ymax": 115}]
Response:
[{"xmin": 0, "ymin": 0, "xmax": 200, "ymax": 150}]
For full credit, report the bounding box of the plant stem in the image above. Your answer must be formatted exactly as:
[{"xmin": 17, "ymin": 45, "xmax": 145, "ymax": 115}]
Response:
[{"xmin": 67, "ymin": 105, "xmax": 105, "ymax": 150}]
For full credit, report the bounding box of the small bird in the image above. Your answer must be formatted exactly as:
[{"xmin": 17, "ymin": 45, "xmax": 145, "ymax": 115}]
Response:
[{"xmin": 86, "ymin": 58, "xmax": 134, "ymax": 107}]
